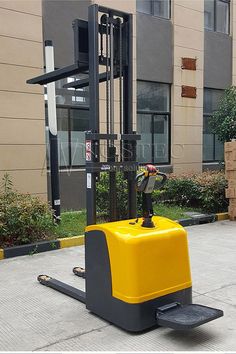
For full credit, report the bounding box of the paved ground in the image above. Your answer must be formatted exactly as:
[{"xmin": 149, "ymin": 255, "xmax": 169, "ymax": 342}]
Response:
[{"xmin": 0, "ymin": 220, "xmax": 236, "ymax": 351}]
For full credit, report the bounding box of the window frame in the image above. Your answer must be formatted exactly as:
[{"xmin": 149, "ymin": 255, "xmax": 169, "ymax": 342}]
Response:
[
  {"xmin": 137, "ymin": 0, "xmax": 171, "ymax": 20},
  {"xmin": 203, "ymin": 113, "xmax": 220, "ymax": 163},
  {"xmin": 203, "ymin": 88, "xmax": 224, "ymax": 163},
  {"xmin": 45, "ymin": 104, "xmax": 89, "ymax": 170},
  {"xmin": 204, "ymin": 0, "xmax": 230, "ymax": 35},
  {"xmin": 137, "ymin": 80, "xmax": 171, "ymax": 165}
]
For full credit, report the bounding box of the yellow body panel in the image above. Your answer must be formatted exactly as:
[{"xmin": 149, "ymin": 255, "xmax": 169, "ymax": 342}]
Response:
[
  {"xmin": 0, "ymin": 249, "xmax": 4, "ymax": 260},
  {"xmin": 86, "ymin": 216, "xmax": 192, "ymax": 304}
]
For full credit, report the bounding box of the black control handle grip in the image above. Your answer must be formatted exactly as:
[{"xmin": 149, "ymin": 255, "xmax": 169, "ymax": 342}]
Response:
[
  {"xmin": 135, "ymin": 171, "xmax": 167, "ymax": 192},
  {"xmin": 156, "ymin": 171, "xmax": 168, "ymax": 188},
  {"xmin": 135, "ymin": 171, "xmax": 145, "ymax": 183}
]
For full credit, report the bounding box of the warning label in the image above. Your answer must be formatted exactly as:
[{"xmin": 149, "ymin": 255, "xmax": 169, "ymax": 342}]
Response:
[{"xmin": 86, "ymin": 140, "xmax": 92, "ymax": 161}]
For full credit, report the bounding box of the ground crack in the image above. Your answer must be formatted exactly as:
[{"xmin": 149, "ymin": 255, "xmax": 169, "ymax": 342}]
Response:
[
  {"xmin": 202, "ymin": 293, "xmax": 236, "ymax": 308},
  {"xmin": 33, "ymin": 324, "xmax": 111, "ymax": 351},
  {"xmin": 195, "ymin": 282, "xmax": 236, "ymax": 297}
]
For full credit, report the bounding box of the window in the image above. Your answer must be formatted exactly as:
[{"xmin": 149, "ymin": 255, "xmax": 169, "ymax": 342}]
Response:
[
  {"xmin": 204, "ymin": 0, "xmax": 230, "ymax": 34},
  {"xmin": 70, "ymin": 109, "xmax": 89, "ymax": 166},
  {"xmin": 205, "ymin": 0, "xmax": 215, "ymax": 30},
  {"xmin": 45, "ymin": 74, "xmax": 89, "ymax": 107},
  {"xmin": 203, "ymin": 89, "xmax": 224, "ymax": 162},
  {"xmin": 46, "ymin": 106, "xmax": 89, "ymax": 168},
  {"xmin": 56, "ymin": 108, "xmax": 70, "ymax": 167},
  {"xmin": 216, "ymin": 0, "xmax": 229, "ymax": 33},
  {"xmin": 55, "ymin": 75, "xmax": 89, "ymax": 107},
  {"xmin": 45, "ymin": 73, "xmax": 90, "ymax": 168},
  {"xmin": 137, "ymin": 81, "xmax": 170, "ymax": 164},
  {"xmin": 137, "ymin": 0, "xmax": 170, "ymax": 19}
]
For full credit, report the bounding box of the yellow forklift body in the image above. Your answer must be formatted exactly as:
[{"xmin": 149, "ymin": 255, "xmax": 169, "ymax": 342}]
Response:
[{"xmin": 86, "ymin": 216, "xmax": 192, "ymax": 304}]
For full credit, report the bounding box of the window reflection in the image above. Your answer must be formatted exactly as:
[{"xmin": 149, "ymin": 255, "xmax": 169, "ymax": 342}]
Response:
[
  {"xmin": 203, "ymin": 89, "xmax": 224, "ymax": 162},
  {"xmin": 137, "ymin": 81, "xmax": 170, "ymax": 164}
]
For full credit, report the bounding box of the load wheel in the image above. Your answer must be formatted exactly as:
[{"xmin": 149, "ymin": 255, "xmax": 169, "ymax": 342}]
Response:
[{"xmin": 73, "ymin": 266, "xmax": 86, "ymax": 278}]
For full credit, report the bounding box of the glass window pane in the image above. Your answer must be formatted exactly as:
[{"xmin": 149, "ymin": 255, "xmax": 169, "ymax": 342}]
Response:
[
  {"xmin": 203, "ymin": 90, "xmax": 224, "ymax": 162},
  {"xmin": 204, "ymin": 0, "xmax": 215, "ymax": 30},
  {"xmin": 137, "ymin": 0, "xmax": 151, "ymax": 14},
  {"xmin": 203, "ymin": 114, "xmax": 212, "ymax": 134},
  {"xmin": 45, "ymin": 108, "xmax": 70, "ymax": 168},
  {"xmin": 57, "ymin": 108, "xmax": 69, "ymax": 167},
  {"xmin": 203, "ymin": 89, "xmax": 212, "ymax": 113},
  {"xmin": 55, "ymin": 74, "xmax": 89, "ymax": 107},
  {"xmin": 211, "ymin": 90, "xmax": 223, "ymax": 111},
  {"xmin": 137, "ymin": 81, "xmax": 170, "ymax": 112},
  {"xmin": 216, "ymin": 0, "xmax": 229, "ymax": 34},
  {"xmin": 70, "ymin": 109, "xmax": 89, "ymax": 166},
  {"xmin": 153, "ymin": 0, "xmax": 170, "ymax": 19},
  {"xmin": 203, "ymin": 116, "xmax": 214, "ymax": 161},
  {"xmin": 153, "ymin": 115, "xmax": 169, "ymax": 163},
  {"xmin": 203, "ymin": 89, "xmax": 212, "ymax": 114},
  {"xmin": 203, "ymin": 132, "xmax": 214, "ymax": 161},
  {"xmin": 215, "ymin": 136, "xmax": 224, "ymax": 160},
  {"xmin": 137, "ymin": 114, "xmax": 152, "ymax": 163},
  {"xmin": 203, "ymin": 89, "xmax": 223, "ymax": 114}
]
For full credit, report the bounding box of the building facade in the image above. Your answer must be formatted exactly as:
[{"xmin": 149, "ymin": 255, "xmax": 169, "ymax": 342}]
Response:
[
  {"xmin": 0, "ymin": 0, "xmax": 47, "ymax": 199},
  {"xmin": 0, "ymin": 0, "xmax": 234, "ymax": 209}
]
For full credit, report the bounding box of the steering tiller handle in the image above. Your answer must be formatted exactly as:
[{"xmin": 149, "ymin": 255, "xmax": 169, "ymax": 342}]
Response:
[{"xmin": 135, "ymin": 165, "xmax": 168, "ymax": 228}]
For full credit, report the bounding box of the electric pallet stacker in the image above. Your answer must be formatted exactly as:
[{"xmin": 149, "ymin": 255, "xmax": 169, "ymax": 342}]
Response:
[{"xmin": 27, "ymin": 4, "xmax": 223, "ymax": 332}]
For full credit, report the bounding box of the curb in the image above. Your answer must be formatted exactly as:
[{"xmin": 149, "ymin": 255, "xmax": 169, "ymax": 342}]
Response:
[
  {"xmin": 3, "ymin": 240, "xmax": 60, "ymax": 259},
  {"xmin": 178, "ymin": 214, "xmax": 216, "ymax": 227},
  {"xmin": 0, "ymin": 235, "xmax": 84, "ymax": 261},
  {"xmin": 59, "ymin": 235, "xmax": 85, "ymax": 248},
  {"xmin": 215, "ymin": 212, "xmax": 229, "ymax": 221},
  {"xmin": 0, "ymin": 213, "xmax": 229, "ymax": 261}
]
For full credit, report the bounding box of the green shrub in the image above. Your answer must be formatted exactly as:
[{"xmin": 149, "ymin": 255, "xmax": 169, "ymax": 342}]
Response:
[
  {"xmin": 156, "ymin": 176, "xmax": 200, "ymax": 207},
  {"xmin": 96, "ymin": 170, "xmax": 228, "ymax": 218},
  {"xmin": 96, "ymin": 172, "xmax": 144, "ymax": 219},
  {"xmin": 158, "ymin": 171, "xmax": 228, "ymax": 213},
  {"xmin": 97, "ymin": 172, "xmax": 128, "ymax": 220},
  {"xmin": 0, "ymin": 174, "xmax": 55, "ymax": 247},
  {"xmin": 194, "ymin": 171, "xmax": 228, "ymax": 213}
]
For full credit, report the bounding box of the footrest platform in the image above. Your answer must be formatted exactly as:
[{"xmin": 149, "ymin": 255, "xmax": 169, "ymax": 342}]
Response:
[{"xmin": 156, "ymin": 303, "xmax": 223, "ymax": 330}]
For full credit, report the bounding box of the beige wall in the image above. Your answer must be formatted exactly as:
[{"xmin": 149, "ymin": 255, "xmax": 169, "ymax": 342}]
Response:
[
  {"xmin": 171, "ymin": 0, "xmax": 204, "ymax": 174},
  {"xmin": 0, "ymin": 0, "xmax": 47, "ymax": 198}
]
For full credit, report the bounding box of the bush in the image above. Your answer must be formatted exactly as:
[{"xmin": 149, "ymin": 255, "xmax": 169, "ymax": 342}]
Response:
[
  {"xmin": 158, "ymin": 171, "xmax": 228, "ymax": 213},
  {"xmin": 194, "ymin": 171, "xmax": 228, "ymax": 213},
  {"xmin": 0, "ymin": 174, "xmax": 55, "ymax": 247},
  {"xmin": 97, "ymin": 172, "xmax": 130, "ymax": 220},
  {"xmin": 96, "ymin": 170, "xmax": 228, "ymax": 218},
  {"xmin": 97, "ymin": 172, "xmax": 144, "ymax": 220},
  {"xmin": 155, "ymin": 175, "xmax": 200, "ymax": 207}
]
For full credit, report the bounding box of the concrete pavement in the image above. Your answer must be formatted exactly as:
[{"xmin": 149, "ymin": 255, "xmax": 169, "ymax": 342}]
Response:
[{"xmin": 0, "ymin": 220, "xmax": 236, "ymax": 351}]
